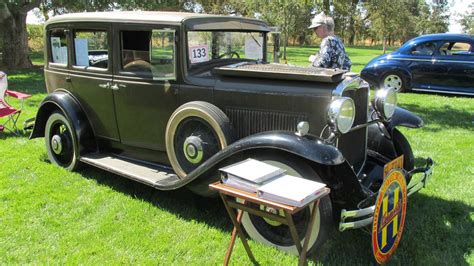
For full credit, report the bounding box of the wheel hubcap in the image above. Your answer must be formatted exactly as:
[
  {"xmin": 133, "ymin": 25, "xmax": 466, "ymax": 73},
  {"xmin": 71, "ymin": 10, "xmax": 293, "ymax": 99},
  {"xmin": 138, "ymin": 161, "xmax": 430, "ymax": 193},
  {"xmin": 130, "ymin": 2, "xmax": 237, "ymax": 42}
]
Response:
[
  {"xmin": 51, "ymin": 134, "xmax": 63, "ymax": 155},
  {"xmin": 384, "ymin": 75, "xmax": 402, "ymax": 91},
  {"xmin": 261, "ymin": 206, "xmax": 284, "ymax": 226},
  {"xmin": 183, "ymin": 136, "xmax": 204, "ymax": 164}
]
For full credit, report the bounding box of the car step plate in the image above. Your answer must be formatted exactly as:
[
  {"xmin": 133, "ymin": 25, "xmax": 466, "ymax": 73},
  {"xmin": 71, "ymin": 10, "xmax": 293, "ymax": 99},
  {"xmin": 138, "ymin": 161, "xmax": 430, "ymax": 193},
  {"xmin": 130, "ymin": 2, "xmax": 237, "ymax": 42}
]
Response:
[{"xmin": 80, "ymin": 153, "xmax": 180, "ymax": 188}]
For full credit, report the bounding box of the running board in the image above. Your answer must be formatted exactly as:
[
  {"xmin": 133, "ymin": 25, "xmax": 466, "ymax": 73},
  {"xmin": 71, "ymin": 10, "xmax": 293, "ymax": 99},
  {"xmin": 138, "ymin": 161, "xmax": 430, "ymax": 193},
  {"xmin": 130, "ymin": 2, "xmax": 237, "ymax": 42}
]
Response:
[{"xmin": 80, "ymin": 153, "xmax": 181, "ymax": 189}]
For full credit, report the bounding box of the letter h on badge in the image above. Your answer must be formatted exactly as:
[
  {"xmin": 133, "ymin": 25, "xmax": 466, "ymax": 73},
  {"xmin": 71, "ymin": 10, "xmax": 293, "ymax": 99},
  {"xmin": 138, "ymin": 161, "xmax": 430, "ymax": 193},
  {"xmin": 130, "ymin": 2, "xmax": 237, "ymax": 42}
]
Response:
[{"xmin": 380, "ymin": 187, "xmax": 400, "ymax": 248}]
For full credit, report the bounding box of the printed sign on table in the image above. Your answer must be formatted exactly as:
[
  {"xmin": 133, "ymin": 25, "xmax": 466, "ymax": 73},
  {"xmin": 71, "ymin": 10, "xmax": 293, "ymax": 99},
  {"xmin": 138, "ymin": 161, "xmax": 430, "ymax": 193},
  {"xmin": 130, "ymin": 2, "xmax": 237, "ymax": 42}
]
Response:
[{"xmin": 189, "ymin": 45, "xmax": 209, "ymax": 63}]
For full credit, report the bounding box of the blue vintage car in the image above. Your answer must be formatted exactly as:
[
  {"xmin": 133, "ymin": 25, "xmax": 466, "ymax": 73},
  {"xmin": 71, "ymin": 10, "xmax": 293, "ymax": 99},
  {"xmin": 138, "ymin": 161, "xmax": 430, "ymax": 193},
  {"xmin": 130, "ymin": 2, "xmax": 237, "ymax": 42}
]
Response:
[{"xmin": 361, "ymin": 34, "xmax": 474, "ymax": 96}]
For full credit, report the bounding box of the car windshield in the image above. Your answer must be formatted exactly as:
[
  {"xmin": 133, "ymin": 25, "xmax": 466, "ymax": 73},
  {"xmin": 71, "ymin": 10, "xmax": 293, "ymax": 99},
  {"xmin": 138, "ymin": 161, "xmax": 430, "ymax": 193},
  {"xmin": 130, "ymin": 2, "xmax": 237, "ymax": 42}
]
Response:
[{"xmin": 187, "ymin": 31, "xmax": 265, "ymax": 70}]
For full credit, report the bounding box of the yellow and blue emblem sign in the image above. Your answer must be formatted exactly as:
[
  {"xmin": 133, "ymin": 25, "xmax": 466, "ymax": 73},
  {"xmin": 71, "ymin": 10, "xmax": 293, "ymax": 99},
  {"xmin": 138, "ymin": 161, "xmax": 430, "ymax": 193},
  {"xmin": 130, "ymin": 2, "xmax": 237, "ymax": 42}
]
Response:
[{"xmin": 372, "ymin": 167, "xmax": 408, "ymax": 264}]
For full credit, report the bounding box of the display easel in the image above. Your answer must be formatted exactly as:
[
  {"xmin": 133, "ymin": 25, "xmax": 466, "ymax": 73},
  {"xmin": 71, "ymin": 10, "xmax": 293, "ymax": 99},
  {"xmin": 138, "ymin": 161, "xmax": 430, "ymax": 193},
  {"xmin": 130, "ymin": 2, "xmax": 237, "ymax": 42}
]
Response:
[{"xmin": 209, "ymin": 182, "xmax": 330, "ymax": 266}]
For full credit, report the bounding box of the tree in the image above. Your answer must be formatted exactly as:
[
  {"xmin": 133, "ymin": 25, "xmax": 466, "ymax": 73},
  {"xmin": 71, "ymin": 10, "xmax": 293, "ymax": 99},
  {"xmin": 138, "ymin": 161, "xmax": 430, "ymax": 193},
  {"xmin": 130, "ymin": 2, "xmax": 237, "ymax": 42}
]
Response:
[
  {"xmin": 459, "ymin": 3, "xmax": 473, "ymax": 34},
  {"xmin": 0, "ymin": 0, "xmax": 41, "ymax": 68}
]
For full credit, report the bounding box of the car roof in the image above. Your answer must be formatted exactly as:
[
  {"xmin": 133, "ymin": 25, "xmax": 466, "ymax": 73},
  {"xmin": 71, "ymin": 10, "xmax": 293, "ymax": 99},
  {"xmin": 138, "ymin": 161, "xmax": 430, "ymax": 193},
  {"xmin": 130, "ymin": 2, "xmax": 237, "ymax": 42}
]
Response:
[
  {"xmin": 410, "ymin": 33, "xmax": 474, "ymax": 43},
  {"xmin": 45, "ymin": 11, "xmax": 269, "ymax": 30}
]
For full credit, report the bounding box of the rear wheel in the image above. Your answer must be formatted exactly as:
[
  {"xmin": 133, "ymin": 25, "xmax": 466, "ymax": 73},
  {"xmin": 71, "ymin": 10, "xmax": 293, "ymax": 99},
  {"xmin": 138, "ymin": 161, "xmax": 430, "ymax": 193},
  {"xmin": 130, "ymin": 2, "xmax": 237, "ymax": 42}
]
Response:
[
  {"xmin": 45, "ymin": 112, "xmax": 80, "ymax": 171},
  {"xmin": 240, "ymin": 154, "xmax": 333, "ymax": 255}
]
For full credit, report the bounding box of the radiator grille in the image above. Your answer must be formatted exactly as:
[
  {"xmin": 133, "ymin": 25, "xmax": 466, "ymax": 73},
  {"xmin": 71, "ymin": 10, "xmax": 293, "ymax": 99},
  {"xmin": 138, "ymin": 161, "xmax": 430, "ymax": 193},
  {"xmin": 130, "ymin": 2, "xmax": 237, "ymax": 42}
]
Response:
[{"xmin": 225, "ymin": 107, "xmax": 308, "ymax": 138}]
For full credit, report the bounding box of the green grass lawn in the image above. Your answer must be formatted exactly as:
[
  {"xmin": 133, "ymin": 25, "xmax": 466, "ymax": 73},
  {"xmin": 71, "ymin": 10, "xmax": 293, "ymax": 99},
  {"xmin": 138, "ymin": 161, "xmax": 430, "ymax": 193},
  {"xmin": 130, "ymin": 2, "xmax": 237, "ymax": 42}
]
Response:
[
  {"xmin": 1, "ymin": 47, "xmax": 473, "ymax": 264},
  {"xmin": 284, "ymin": 45, "xmax": 393, "ymax": 73}
]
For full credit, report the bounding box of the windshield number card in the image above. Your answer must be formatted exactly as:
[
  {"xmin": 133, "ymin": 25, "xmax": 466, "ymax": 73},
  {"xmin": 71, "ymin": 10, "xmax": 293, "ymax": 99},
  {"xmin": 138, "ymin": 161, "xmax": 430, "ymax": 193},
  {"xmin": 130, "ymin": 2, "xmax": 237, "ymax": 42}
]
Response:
[{"xmin": 189, "ymin": 45, "xmax": 209, "ymax": 63}]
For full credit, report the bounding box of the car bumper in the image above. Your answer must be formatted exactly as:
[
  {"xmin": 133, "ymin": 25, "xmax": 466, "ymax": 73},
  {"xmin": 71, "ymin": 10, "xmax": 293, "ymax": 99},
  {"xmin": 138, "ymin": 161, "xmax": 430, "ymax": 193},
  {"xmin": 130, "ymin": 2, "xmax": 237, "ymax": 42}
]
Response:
[{"xmin": 338, "ymin": 157, "xmax": 434, "ymax": 232}]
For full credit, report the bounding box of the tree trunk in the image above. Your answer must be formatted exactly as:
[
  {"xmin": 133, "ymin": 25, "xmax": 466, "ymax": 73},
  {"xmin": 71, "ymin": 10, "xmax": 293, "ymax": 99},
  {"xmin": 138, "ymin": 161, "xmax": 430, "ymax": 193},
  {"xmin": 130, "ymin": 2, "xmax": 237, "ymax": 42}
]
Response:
[
  {"xmin": 383, "ymin": 36, "xmax": 387, "ymax": 54},
  {"xmin": 1, "ymin": 10, "xmax": 32, "ymax": 68}
]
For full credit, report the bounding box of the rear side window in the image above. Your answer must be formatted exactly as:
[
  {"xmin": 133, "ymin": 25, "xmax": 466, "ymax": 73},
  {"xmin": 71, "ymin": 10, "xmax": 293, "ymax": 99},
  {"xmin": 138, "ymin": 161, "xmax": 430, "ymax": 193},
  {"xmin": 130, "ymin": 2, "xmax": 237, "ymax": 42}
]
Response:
[
  {"xmin": 49, "ymin": 29, "xmax": 68, "ymax": 64},
  {"xmin": 120, "ymin": 29, "xmax": 175, "ymax": 80},
  {"xmin": 438, "ymin": 42, "xmax": 472, "ymax": 56},
  {"xmin": 410, "ymin": 42, "xmax": 437, "ymax": 56},
  {"xmin": 73, "ymin": 30, "xmax": 109, "ymax": 69}
]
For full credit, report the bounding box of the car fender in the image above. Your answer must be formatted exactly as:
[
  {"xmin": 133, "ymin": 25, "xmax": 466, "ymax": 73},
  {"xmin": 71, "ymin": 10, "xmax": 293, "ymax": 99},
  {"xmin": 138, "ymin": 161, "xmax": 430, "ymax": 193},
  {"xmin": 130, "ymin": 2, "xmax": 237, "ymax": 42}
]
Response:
[
  {"xmin": 368, "ymin": 107, "xmax": 423, "ymax": 158},
  {"xmin": 388, "ymin": 106, "xmax": 424, "ymax": 131},
  {"xmin": 179, "ymin": 131, "xmax": 368, "ymax": 205},
  {"xmin": 30, "ymin": 90, "xmax": 95, "ymax": 153}
]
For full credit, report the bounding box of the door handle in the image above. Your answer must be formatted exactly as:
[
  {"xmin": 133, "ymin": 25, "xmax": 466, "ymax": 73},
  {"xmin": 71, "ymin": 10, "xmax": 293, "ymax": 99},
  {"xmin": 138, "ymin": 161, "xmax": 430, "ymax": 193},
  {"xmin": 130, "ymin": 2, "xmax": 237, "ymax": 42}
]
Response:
[
  {"xmin": 65, "ymin": 77, "xmax": 71, "ymax": 82},
  {"xmin": 98, "ymin": 83, "xmax": 110, "ymax": 89},
  {"xmin": 110, "ymin": 84, "xmax": 120, "ymax": 90}
]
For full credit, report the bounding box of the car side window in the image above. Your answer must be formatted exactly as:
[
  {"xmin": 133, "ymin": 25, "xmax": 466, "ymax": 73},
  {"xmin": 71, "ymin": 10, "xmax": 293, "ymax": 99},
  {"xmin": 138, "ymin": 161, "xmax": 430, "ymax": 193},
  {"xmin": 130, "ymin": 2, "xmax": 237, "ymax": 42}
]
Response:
[
  {"xmin": 73, "ymin": 30, "xmax": 109, "ymax": 69},
  {"xmin": 120, "ymin": 29, "xmax": 176, "ymax": 80},
  {"xmin": 49, "ymin": 29, "xmax": 68, "ymax": 65},
  {"xmin": 410, "ymin": 42, "xmax": 436, "ymax": 56},
  {"xmin": 438, "ymin": 42, "xmax": 472, "ymax": 56}
]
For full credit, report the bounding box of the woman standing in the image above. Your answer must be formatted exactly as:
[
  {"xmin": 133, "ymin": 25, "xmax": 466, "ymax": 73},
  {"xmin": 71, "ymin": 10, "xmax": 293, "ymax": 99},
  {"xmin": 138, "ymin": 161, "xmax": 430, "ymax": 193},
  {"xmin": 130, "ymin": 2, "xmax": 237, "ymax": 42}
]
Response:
[{"xmin": 308, "ymin": 12, "xmax": 352, "ymax": 71}]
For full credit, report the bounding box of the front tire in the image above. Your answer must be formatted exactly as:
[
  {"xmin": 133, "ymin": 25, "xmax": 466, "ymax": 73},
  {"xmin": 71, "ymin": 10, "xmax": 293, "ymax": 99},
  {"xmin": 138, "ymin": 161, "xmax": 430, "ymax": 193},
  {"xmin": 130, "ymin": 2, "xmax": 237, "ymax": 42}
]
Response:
[
  {"xmin": 381, "ymin": 72, "xmax": 408, "ymax": 93},
  {"xmin": 240, "ymin": 154, "xmax": 333, "ymax": 255},
  {"xmin": 45, "ymin": 111, "xmax": 80, "ymax": 171}
]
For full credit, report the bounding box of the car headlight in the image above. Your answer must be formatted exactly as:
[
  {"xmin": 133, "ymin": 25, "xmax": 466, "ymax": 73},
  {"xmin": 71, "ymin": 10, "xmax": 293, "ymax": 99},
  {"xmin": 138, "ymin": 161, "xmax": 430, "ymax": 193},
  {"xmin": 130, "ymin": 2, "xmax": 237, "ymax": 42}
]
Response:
[
  {"xmin": 373, "ymin": 88, "xmax": 397, "ymax": 119},
  {"xmin": 328, "ymin": 97, "xmax": 355, "ymax": 134}
]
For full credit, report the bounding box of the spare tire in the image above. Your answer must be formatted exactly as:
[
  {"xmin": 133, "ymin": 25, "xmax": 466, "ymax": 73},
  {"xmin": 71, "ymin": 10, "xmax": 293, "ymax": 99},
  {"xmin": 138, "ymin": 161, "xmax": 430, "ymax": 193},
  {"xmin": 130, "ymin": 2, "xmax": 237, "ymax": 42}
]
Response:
[{"xmin": 165, "ymin": 101, "xmax": 234, "ymax": 178}]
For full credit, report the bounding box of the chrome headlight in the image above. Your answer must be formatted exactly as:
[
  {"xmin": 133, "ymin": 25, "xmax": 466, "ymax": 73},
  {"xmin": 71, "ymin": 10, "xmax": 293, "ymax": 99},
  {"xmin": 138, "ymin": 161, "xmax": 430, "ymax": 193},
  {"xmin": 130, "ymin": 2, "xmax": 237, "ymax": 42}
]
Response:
[
  {"xmin": 328, "ymin": 97, "xmax": 355, "ymax": 134},
  {"xmin": 373, "ymin": 88, "xmax": 397, "ymax": 119}
]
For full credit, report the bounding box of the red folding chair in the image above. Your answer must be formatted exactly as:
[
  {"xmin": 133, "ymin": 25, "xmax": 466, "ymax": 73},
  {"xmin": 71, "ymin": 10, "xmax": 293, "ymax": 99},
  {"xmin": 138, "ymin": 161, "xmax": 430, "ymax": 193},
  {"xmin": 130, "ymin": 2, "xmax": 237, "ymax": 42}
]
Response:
[{"xmin": 0, "ymin": 71, "xmax": 31, "ymax": 135}]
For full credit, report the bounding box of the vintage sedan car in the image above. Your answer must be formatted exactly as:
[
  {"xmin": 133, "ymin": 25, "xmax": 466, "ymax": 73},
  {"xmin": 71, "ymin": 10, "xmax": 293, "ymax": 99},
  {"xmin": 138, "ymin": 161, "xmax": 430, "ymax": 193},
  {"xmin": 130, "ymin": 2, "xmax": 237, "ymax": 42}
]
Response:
[
  {"xmin": 30, "ymin": 11, "xmax": 433, "ymax": 255},
  {"xmin": 361, "ymin": 34, "xmax": 474, "ymax": 96}
]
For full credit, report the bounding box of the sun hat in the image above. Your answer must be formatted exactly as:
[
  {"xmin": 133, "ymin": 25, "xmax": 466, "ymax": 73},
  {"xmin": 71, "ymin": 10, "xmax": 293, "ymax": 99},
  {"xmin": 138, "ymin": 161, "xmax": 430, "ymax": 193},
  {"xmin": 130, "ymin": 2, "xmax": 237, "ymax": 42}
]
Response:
[{"xmin": 308, "ymin": 12, "xmax": 326, "ymax": 29}]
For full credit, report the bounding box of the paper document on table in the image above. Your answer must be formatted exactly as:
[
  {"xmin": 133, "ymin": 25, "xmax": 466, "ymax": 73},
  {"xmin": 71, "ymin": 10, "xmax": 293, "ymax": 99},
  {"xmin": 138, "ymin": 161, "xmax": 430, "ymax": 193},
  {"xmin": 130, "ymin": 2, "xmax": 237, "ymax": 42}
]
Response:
[
  {"xmin": 257, "ymin": 175, "xmax": 327, "ymax": 207},
  {"xmin": 220, "ymin": 158, "xmax": 285, "ymax": 184}
]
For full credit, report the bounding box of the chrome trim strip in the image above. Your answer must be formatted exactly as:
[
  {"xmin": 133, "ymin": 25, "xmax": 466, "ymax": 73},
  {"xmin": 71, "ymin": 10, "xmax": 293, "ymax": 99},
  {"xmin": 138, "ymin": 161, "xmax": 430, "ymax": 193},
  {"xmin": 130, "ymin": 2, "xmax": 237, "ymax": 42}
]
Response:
[
  {"xmin": 391, "ymin": 57, "xmax": 474, "ymax": 64},
  {"xmin": 412, "ymin": 87, "xmax": 474, "ymax": 96},
  {"xmin": 332, "ymin": 76, "xmax": 365, "ymax": 97}
]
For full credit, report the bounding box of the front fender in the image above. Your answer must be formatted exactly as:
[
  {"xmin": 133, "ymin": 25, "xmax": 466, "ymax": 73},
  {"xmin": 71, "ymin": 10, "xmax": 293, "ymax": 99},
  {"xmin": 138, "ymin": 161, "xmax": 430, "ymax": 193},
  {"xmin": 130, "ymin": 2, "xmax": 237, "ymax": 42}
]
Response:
[
  {"xmin": 29, "ymin": 90, "xmax": 95, "ymax": 153},
  {"xmin": 368, "ymin": 106, "xmax": 423, "ymax": 159},
  {"xmin": 183, "ymin": 131, "xmax": 368, "ymax": 205},
  {"xmin": 170, "ymin": 131, "xmax": 345, "ymax": 190},
  {"xmin": 388, "ymin": 106, "xmax": 424, "ymax": 132}
]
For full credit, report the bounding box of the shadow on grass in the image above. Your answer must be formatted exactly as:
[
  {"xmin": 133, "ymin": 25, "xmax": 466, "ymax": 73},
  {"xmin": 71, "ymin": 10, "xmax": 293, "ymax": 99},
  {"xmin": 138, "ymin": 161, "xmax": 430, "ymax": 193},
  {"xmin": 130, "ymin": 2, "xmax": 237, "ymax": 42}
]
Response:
[
  {"xmin": 311, "ymin": 194, "xmax": 473, "ymax": 265},
  {"xmin": 401, "ymin": 103, "xmax": 473, "ymax": 132},
  {"xmin": 77, "ymin": 166, "xmax": 232, "ymax": 231},
  {"xmin": 67, "ymin": 162, "xmax": 472, "ymax": 265},
  {"xmin": 0, "ymin": 129, "xmax": 31, "ymax": 140},
  {"xmin": 4, "ymin": 67, "xmax": 46, "ymax": 95}
]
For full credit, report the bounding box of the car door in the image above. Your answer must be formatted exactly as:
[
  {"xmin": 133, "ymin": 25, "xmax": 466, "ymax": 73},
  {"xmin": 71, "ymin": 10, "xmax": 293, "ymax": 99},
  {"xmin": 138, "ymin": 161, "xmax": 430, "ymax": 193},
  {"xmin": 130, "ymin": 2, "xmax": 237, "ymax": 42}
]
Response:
[
  {"xmin": 112, "ymin": 25, "xmax": 179, "ymax": 152},
  {"xmin": 405, "ymin": 41, "xmax": 438, "ymax": 89},
  {"xmin": 432, "ymin": 41, "xmax": 474, "ymax": 94},
  {"xmin": 68, "ymin": 23, "xmax": 120, "ymax": 141}
]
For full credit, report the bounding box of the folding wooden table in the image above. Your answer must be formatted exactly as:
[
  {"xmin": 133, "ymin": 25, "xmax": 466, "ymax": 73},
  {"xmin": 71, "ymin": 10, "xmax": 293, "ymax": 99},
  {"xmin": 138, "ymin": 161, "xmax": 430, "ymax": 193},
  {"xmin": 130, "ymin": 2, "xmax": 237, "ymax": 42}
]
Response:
[{"xmin": 209, "ymin": 182, "xmax": 330, "ymax": 266}]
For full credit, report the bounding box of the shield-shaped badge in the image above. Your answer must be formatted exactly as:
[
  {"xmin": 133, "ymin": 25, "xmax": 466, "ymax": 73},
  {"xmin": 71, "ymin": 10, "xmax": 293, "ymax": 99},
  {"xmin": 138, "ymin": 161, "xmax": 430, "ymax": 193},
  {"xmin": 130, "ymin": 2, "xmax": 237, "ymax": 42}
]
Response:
[{"xmin": 372, "ymin": 168, "xmax": 408, "ymax": 264}]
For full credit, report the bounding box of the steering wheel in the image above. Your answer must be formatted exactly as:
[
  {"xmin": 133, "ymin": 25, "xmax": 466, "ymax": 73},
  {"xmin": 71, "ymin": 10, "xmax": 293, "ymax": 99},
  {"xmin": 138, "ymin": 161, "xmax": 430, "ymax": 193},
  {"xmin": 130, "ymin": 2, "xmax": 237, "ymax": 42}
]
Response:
[
  {"xmin": 217, "ymin": 51, "xmax": 240, "ymax": 59},
  {"xmin": 123, "ymin": 59, "xmax": 161, "ymax": 76}
]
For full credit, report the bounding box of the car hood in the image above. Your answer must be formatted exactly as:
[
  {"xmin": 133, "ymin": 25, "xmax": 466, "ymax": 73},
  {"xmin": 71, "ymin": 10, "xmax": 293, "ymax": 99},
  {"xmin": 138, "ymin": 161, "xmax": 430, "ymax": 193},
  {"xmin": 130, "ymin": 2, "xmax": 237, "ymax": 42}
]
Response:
[{"xmin": 213, "ymin": 62, "xmax": 346, "ymax": 84}]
